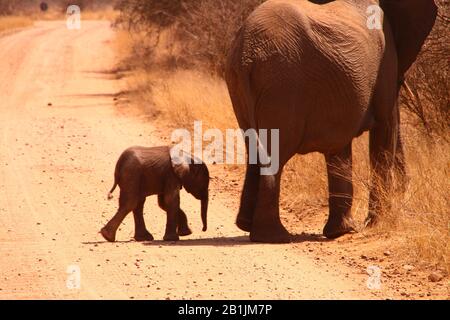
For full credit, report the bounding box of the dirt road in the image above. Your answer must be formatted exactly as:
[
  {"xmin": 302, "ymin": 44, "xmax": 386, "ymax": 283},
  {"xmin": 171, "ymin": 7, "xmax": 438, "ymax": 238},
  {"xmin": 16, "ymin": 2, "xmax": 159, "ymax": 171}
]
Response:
[{"xmin": 0, "ymin": 21, "xmax": 382, "ymax": 299}]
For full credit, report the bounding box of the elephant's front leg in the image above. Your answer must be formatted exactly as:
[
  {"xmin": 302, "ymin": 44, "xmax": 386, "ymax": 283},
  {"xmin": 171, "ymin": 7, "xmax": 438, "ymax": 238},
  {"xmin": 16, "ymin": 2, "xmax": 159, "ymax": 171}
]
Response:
[
  {"xmin": 323, "ymin": 143, "xmax": 357, "ymax": 239},
  {"xmin": 133, "ymin": 198, "xmax": 154, "ymax": 242},
  {"xmin": 177, "ymin": 209, "xmax": 192, "ymax": 236},
  {"xmin": 250, "ymin": 170, "xmax": 291, "ymax": 243},
  {"xmin": 159, "ymin": 194, "xmax": 191, "ymax": 237},
  {"xmin": 236, "ymin": 163, "xmax": 260, "ymax": 232},
  {"xmin": 161, "ymin": 191, "xmax": 181, "ymax": 242}
]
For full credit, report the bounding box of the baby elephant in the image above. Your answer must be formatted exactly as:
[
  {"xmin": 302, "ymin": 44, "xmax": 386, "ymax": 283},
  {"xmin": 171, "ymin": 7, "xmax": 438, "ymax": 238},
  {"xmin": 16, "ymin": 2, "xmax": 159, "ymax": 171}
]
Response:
[{"xmin": 101, "ymin": 146, "xmax": 209, "ymax": 242}]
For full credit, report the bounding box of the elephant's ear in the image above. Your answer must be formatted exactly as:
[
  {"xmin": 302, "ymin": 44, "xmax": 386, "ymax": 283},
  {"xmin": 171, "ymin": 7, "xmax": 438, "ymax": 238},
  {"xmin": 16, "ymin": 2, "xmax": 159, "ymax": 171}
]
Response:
[
  {"xmin": 381, "ymin": 0, "xmax": 438, "ymax": 77},
  {"xmin": 172, "ymin": 162, "xmax": 189, "ymax": 182},
  {"xmin": 170, "ymin": 153, "xmax": 191, "ymax": 186},
  {"xmin": 170, "ymin": 148, "xmax": 199, "ymax": 191}
]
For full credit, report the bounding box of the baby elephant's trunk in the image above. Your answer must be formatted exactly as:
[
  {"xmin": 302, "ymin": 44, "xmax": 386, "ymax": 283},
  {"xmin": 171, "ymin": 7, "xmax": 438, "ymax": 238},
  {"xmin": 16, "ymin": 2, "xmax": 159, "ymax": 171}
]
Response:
[{"xmin": 201, "ymin": 193, "xmax": 208, "ymax": 232}]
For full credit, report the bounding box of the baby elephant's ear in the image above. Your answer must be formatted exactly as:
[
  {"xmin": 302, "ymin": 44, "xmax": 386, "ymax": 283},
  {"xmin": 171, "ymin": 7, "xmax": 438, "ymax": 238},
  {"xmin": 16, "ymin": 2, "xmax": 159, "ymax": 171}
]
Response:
[
  {"xmin": 170, "ymin": 148, "xmax": 191, "ymax": 182},
  {"xmin": 172, "ymin": 161, "xmax": 190, "ymax": 181}
]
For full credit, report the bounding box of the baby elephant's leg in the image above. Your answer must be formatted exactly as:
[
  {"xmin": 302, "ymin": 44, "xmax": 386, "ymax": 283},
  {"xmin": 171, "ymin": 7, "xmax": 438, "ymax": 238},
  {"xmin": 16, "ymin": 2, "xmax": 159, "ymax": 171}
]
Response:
[
  {"xmin": 101, "ymin": 191, "xmax": 138, "ymax": 242},
  {"xmin": 177, "ymin": 209, "xmax": 192, "ymax": 237},
  {"xmin": 159, "ymin": 191, "xmax": 181, "ymax": 242},
  {"xmin": 133, "ymin": 198, "xmax": 154, "ymax": 242},
  {"xmin": 158, "ymin": 195, "xmax": 191, "ymax": 237}
]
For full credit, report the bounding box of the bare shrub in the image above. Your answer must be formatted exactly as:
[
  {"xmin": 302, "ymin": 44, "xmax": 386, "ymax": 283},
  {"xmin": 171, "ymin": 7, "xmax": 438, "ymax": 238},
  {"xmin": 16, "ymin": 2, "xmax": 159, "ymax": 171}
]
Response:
[
  {"xmin": 175, "ymin": 0, "xmax": 264, "ymax": 75},
  {"xmin": 0, "ymin": 0, "xmax": 20, "ymax": 15},
  {"xmin": 400, "ymin": 0, "xmax": 449, "ymax": 140},
  {"xmin": 116, "ymin": 0, "xmax": 264, "ymax": 75},
  {"xmin": 116, "ymin": 0, "xmax": 183, "ymax": 30},
  {"xmin": 58, "ymin": 0, "xmax": 117, "ymax": 12}
]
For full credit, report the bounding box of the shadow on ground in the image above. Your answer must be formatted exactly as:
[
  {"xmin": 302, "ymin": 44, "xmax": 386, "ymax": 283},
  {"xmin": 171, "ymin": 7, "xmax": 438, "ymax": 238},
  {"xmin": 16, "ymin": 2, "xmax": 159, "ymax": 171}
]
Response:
[{"xmin": 84, "ymin": 232, "xmax": 332, "ymax": 247}]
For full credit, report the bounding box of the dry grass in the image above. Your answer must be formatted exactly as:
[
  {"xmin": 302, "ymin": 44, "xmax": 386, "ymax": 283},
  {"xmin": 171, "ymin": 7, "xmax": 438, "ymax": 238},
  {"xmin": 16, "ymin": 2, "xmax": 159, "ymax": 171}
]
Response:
[
  {"xmin": 383, "ymin": 133, "xmax": 449, "ymax": 272},
  {"xmin": 116, "ymin": 29, "xmax": 237, "ymax": 131},
  {"xmin": 281, "ymin": 127, "xmax": 449, "ymax": 273},
  {"xmin": 80, "ymin": 9, "xmax": 119, "ymax": 21},
  {"xmin": 0, "ymin": 16, "xmax": 33, "ymax": 34},
  {"xmin": 149, "ymin": 70, "xmax": 236, "ymax": 131}
]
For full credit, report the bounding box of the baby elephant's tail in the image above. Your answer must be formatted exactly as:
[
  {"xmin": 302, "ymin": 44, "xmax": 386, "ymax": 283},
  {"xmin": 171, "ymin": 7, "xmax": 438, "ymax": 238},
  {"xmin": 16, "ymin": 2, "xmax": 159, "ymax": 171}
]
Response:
[
  {"xmin": 107, "ymin": 154, "xmax": 123, "ymax": 200},
  {"xmin": 107, "ymin": 182, "xmax": 118, "ymax": 200}
]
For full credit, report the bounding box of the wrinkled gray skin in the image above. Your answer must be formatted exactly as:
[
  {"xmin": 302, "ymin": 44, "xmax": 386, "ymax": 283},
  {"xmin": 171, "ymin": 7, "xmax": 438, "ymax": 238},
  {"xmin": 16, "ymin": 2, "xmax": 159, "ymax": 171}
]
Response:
[
  {"xmin": 225, "ymin": 0, "xmax": 437, "ymax": 243},
  {"xmin": 101, "ymin": 146, "xmax": 209, "ymax": 242}
]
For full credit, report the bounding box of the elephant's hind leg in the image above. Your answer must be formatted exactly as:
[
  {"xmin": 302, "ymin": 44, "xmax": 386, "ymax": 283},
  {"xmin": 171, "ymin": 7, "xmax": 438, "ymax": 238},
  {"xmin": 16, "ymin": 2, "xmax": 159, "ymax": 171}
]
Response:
[
  {"xmin": 236, "ymin": 163, "xmax": 260, "ymax": 232},
  {"xmin": 323, "ymin": 143, "xmax": 357, "ymax": 239},
  {"xmin": 366, "ymin": 119, "xmax": 398, "ymax": 227},
  {"xmin": 226, "ymin": 75, "xmax": 261, "ymax": 233},
  {"xmin": 393, "ymin": 112, "xmax": 408, "ymax": 192},
  {"xmin": 101, "ymin": 190, "xmax": 139, "ymax": 242},
  {"xmin": 133, "ymin": 198, "xmax": 154, "ymax": 242},
  {"xmin": 250, "ymin": 170, "xmax": 291, "ymax": 243},
  {"xmin": 365, "ymin": 44, "xmax": 400, "ymax": 227}
]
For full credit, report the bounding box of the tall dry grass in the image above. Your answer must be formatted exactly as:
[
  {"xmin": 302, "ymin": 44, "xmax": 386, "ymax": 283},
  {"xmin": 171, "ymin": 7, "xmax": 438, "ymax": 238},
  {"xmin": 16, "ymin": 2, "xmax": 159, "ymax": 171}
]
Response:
[
  {"xmin": 384, "ymin": 128, "xmax": 449, "ymax": 272},
  {"xmin": 283, "ymin": 129, "xmax": 449, "ymax": 273},
  {"xmin": 115, "ymin": 1, "xmax": 449, "ymax": 273},
  {"xmin": 0, "ymin": 0, "xmax": 33, "ymax": 32},
  {"xmin": 115, "ymin": 26, "xmax": 237, "ymax": 131},
  {"xmin": 0, "ymin": 15, "xmax": 33, "ymax": 33}
]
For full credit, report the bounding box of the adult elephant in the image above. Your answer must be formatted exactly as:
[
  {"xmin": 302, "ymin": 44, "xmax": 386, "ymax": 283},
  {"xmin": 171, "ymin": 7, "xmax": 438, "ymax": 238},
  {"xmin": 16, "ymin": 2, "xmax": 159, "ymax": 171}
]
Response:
[{"xmin": 225, "ymin": 0, "xmax": 437, "ymax": 242}]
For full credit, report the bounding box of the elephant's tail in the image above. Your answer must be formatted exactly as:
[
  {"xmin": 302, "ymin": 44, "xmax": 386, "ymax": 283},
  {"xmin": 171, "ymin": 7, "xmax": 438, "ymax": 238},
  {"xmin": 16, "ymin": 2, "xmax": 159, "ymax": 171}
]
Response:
[
  {"xmin": 107, "ymin": 153, "xmax": 124, "ymax": 200},
  {"xmin": 107, "ymin": 182, "xmax": 118, "ymax": 201}
]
